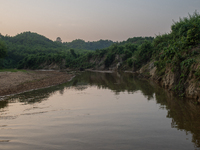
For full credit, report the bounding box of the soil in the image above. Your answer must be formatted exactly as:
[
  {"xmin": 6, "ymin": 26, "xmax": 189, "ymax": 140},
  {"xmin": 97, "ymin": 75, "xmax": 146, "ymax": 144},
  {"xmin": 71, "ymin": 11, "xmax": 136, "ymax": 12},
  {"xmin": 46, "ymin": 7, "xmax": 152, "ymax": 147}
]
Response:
[{"xmin": 0, "ymin": 70, "xmax": 74, "ymax": 97}]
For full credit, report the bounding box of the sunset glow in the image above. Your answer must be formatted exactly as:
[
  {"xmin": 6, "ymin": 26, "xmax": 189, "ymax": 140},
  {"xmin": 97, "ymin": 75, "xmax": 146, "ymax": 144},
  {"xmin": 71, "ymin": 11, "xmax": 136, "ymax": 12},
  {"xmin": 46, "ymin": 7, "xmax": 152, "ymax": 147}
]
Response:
[{"xmin": 0, "ymin": 0, "xmax": 199, "ymax": 42}]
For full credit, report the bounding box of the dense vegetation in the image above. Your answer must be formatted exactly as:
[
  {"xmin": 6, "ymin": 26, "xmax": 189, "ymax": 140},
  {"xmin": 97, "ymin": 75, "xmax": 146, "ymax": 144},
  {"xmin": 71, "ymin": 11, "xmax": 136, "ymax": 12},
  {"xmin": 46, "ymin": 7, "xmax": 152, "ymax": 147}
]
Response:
[
  {"xmin": 153, "ymin": 11, "xmax": 200, "ymax": 76},
  {"xmin": 60, "ymin": 36, "xmax": 153, "ymax": 69},
  {"xmin": 0, "ymin": 29, "xmax": 153, "ymax": 69},
  {"xmin": 151, "ymin": 11, "xmax": 200, "ymax": 96},
  {"xmin": 1, "ymin": 11, "xmax": 200, "ymax": 81},
  {"xmin": 63, "ymin": 39, "xmax": 114, "ymax": 50},
  {"xmin": 0, "ymin": 32, "xmax": 114, "ymax": 68},
  {"xmin": 61, "ymin": 11, "xmax": 200, "ymax": 89},
  {"xmin": 0, "ymin": 32, "xmax": 65, "ymax": 68},
  {"xmin": 0, "ymin": 40, "xmax": 7, "ymax": 68},
  {"xmin": 0, "ymin": 40, "xmax": 7, "ymax": 59}
]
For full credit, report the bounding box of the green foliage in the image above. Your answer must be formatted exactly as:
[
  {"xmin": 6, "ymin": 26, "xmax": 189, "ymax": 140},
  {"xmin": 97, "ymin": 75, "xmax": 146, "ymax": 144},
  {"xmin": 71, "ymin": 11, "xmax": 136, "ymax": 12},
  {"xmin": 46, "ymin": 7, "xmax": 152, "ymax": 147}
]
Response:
[
  {"xmin": 0, "ymin": 41, "xmax": 7, "ymax": 69},
  {"xmin": 171, "ymin": 11, "xmax": 200, "ymax": 46},
  {"xmin": 154, "ymin": 61, "xmax": 165, "ymax": 71},
  {"xmin": 186, "ymin": 24, "xmax": 200, "ymax": 46},
  {"xmin": 1, "ymin": 12, "xmax": 200, "ymax": 73},
  {"xmin": 0, "ymin": 40, "xmax": 7, "ymax": 59},
  {"xmin": 65, "ymin": 52, "xmax": 95, "ymax": 69},
  {"xmin": 162, "ymin": 46, "xmax": 176, "ymax": 59},
  {"xmin": 63, "ymin": 39, "xmax": 114, "ymax": 50},
  {"xmin": 0, "ymin": 31, "xmax": 154, "ymax": 70},
  {"xmin": 124, "ymin": 43, "xmax": 138, "ymax": 53},
  {"xmin": 1, "ymin": 32, "xmax": 66, "ymax": 68},
  {"xmin": 180, "ymin": 58, "xmax": 196, "ymax": 70},
  {"xmin": 127, "ymin": 58, "xmax": 133, "ymax": 67},
  {"xmin": 104, "ymin": 53, "xmax": 115, "ymax": 68},
  {"xmin": 0, "ymin": 32, "xmax": 96, "ymax": 69},
  {"xmin": 134, "ymin": 40, "xmax": 153, "ymax": 68},
  {"xmin": 69, "ymin": 49, "xmax": 77, "ymax": 58},
  {"xmin": 152, "ymin": 11, "xmax": 200, "ymax": 79},
  {"xmin": 97, "ymin": 49, "xmax": 107, "ymax": 58},
  {"xmin": 123, "ymin": 49, "xmax": 132, "ymax": 60},
  {"xmin": 4, "ymin": 31, "xmax": 62, "ymax": 48},
  {"xmin": 117, "ymin": 37, "xmax": 154, "ymax": 46},
  {"xmin": 17, "ymin": 52, "xmax": 67, "ymax": 69}
]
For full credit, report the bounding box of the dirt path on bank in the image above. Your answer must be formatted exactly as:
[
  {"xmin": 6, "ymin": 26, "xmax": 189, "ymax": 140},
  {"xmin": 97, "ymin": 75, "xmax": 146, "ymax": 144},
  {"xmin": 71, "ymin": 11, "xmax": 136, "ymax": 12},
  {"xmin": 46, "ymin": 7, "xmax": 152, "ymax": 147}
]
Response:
[{"xmin": 0, "ymin": 70, "xmax": 74, "ymax": 97}]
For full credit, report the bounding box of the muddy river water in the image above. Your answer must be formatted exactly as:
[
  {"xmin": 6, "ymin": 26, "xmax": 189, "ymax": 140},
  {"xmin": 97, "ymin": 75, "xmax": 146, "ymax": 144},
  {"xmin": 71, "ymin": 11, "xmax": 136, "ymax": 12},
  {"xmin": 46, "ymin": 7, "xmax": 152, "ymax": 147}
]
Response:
[{"xmin": 0, "ymin": 71, "xmax": 200, "ymax": 150}]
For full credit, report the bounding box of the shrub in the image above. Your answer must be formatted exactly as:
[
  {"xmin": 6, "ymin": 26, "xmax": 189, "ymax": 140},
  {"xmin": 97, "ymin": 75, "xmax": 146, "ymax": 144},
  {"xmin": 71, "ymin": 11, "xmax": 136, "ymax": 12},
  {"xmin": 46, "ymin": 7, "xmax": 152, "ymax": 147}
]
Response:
[
  {"xmin": 123, "ymin": 49, "xmax": 132, "ymax": 60},
  {"xmin": 104, "ymin": 53, "xmax": 115, "ymax": 68},
  {"xmin": 180, "ymin": 58, "xmax": 196, "ymax": 70},
  {"xmin": 127, "ymin": 58, "xmax": 133, "ymax": 67}
]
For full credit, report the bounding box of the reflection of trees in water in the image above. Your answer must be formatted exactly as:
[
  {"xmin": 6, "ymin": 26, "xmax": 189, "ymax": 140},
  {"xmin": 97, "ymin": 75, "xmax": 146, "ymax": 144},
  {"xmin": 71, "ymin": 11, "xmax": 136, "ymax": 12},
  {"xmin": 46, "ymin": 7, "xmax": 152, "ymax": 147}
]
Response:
[
  {"xmin": 59, "ymin": 71, "xmax": 200, "ymax": 148},
  {"xmin": 6, "ymin": 85, "xmax": 66, "ymax": 105},
  {"xmin": 152, "ymin": 83, "xmax": 200, "ymax": 148},
  {"xmin": 164, "ymin": 93, "xmax": 200, "ymax": 148},
  {"xmin": 70, "ymin": 71, "xmax": 156, "ymax": 100},
  {"xmin": 1, "ymin": 71, "xmax": 200, "ymax": 148}
]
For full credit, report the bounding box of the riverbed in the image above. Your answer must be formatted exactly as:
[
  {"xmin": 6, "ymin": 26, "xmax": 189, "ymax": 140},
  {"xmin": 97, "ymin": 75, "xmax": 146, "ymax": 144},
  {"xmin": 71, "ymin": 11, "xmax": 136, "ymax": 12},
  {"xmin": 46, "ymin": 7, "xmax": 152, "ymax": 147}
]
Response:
[{"xmin": 0, "ymin": 71, "xmax": 200, "ymax": 150}]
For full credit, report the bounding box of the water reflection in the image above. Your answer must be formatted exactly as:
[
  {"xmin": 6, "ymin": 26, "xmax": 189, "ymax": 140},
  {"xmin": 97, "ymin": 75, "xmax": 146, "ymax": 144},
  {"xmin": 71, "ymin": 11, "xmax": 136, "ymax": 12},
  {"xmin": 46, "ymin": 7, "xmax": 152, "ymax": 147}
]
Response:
[{"xmin": 1, "ymin": 71, "xmax": 200, "ymax": 148}]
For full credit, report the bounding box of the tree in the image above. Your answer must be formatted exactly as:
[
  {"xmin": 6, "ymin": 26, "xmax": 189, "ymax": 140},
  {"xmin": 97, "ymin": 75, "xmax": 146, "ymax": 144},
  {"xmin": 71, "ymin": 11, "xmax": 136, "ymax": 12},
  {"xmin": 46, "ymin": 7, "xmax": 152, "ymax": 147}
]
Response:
[
  {"xmin": 56, "ymin": 37, "xmax": 62, "ymax": 43},
  {"xmin": 0, "ymin": 41, "xmax": 7, "ymax": 59},
  {"xmin": 70, "ymin": 49, "xmax": 77, "ymax": 58}
]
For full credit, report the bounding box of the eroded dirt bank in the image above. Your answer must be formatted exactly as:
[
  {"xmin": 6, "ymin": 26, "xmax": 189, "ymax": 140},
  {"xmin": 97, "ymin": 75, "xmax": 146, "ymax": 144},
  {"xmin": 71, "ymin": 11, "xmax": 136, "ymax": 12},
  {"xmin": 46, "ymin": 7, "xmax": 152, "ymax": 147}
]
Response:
[
  {"xmin": 0, "ymin": 70, "xmax": 74, "ymax": 97},
  {"xmin": 136, "ymin": 62, "xmax": 200, "ymax": 102}
]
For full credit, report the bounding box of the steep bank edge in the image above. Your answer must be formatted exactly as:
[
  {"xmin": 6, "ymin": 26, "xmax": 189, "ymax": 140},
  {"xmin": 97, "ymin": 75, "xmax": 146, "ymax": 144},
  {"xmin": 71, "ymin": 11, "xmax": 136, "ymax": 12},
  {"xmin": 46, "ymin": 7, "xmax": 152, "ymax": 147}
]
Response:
[{"xmin": 137, "ymin": 61, "xmax": 200, "ymax": 102}]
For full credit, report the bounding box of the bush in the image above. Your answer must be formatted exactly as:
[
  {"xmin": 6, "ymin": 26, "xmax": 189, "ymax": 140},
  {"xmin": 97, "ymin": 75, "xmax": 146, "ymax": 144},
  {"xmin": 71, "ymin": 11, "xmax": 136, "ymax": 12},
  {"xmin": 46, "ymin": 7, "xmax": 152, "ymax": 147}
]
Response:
[
  {"xmin": 127, "ymin": 58, "xmax": 133, "ymax": 67},
  {"xmin": 0, "ymin": 41, "xmax": 7, "ymax": 59},
  {"xmin": 180, "ymin": 58, "xmax": 196, "ymax": 70},
  {"xmin": 104, "ymin": 53, "xmax": 115, "ymax": 68},
  {"xmin": 123, "ymin": 49, "xmax": 132, "ymax": 60},
  {"xmin": 171, "ymin": 11, "xmax": 200, "ymax": 46},
  {"xmin": 186, "ymin": 24, "xmax": 200, "ymax": 46},
  {"xmin": 134, "ymin": 41, "xmax": 153, "ymax": 68}
]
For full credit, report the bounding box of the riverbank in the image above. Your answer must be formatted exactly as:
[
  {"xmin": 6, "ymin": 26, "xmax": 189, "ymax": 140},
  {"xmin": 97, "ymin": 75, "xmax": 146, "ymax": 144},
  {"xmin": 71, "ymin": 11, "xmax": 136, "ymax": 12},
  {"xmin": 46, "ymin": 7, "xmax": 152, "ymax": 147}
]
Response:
[
  {"xmin": 0, "ymin": 70, "xmax": 74, "ymax": 97},
  {"xmin": 135, "ymin": 61, "xmax": 200, "ymax": 103}
]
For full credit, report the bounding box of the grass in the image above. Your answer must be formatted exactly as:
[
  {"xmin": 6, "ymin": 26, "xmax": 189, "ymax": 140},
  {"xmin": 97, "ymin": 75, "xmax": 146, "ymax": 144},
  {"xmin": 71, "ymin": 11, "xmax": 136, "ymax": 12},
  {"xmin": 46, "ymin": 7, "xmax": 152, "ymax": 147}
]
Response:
[{"xmin": 0, "ymin": 69, "xmax": 28, "ymax": 72}]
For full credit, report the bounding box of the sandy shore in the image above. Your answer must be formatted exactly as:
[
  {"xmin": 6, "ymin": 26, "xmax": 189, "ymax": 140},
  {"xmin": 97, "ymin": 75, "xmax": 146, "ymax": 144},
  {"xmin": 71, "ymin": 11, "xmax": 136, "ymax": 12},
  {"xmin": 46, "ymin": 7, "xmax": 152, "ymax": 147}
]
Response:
[{"xmin": 0, "ymin": 70, "xmax": 74, "ymax": 97}]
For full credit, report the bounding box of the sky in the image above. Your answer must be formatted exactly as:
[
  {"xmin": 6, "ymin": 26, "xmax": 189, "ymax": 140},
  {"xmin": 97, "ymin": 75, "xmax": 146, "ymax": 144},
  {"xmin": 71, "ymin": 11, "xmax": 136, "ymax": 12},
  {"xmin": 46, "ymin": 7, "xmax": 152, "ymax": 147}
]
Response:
[{"xmin": 0, "ymin": 0, "xmax": 200, "ymax": 42}]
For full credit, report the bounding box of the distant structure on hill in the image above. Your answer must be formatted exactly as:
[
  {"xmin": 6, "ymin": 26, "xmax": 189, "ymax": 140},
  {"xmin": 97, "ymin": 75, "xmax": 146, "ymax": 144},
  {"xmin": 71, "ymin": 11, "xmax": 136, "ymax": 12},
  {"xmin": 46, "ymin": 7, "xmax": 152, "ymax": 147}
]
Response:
[{"xmin": 56, "ymin": 37, "xmax": 62, "ymax": 43}]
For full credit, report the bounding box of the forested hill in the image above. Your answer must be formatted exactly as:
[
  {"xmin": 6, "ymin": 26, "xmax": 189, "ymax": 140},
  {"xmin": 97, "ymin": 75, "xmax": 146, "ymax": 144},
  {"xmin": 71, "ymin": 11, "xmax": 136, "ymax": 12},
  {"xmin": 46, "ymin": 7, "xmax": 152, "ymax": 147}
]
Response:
[
  {"xmin": 0, "ymin": 31, "xmax": 115, "ymax": 68},
  {"xmin": 0, "ymin": 31, "xmax": 154, "ymax": 69},
  {"xmin": 116, "ymin": 37, "xmax": 154, "ymax": 46},
  {"xmin": 2, "ymin": 31, "xmax": 63, "ymax": 48},
  {"xmin": 1, "ymin": 11, "xmax": 200, "ymax": 101},
  {"xmin": 0, "ymin": 32, "xmax": 66, "ymax": 68},
  {"xmin": 63, "ymin": 37, "xmax": 154, "ymax": 50},
  {"xmin": 63, "ymin": 39, "xmax": 114, "ymax": 50}
]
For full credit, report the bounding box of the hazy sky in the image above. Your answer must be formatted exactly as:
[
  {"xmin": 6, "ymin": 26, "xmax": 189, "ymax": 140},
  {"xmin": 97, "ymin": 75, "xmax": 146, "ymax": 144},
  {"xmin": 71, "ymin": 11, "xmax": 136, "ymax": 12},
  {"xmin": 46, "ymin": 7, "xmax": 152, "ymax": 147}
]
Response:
[{"xmin": 0, "ymin": 0, "xmax": 199, "ymax": 42}]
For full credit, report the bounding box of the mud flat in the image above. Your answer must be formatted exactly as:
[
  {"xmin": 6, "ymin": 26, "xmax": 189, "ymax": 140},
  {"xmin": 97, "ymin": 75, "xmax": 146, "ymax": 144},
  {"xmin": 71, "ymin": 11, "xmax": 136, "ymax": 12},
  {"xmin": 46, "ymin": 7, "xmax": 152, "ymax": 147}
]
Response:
[{"xmin": 0, "ymin": 70, "xmax": 74, "ymax": 97}]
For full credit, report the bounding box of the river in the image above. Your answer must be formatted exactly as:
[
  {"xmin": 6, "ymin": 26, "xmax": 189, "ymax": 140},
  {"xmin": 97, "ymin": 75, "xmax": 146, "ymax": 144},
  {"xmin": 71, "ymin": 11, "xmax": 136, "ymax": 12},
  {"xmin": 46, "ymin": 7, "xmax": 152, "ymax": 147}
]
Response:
[{"xmin": 0, "ymin": 71, "xmax": 200, "ymax": 150}]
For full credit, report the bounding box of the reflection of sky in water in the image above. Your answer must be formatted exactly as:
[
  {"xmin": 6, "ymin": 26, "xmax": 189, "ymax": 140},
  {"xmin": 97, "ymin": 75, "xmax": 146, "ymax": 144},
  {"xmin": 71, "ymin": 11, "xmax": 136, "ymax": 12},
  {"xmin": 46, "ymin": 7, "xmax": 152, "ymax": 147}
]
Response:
[{"xmin": 0, "ymin": 72, "xmax": 199, "ymax": 150}]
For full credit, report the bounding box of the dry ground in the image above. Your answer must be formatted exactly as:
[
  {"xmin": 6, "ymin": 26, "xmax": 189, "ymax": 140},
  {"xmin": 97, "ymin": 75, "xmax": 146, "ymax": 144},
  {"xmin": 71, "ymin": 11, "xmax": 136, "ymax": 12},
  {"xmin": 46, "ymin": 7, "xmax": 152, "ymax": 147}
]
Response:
[{"xmin": 0, "ymin": 70, "xmax": 74, "ymax": 96}]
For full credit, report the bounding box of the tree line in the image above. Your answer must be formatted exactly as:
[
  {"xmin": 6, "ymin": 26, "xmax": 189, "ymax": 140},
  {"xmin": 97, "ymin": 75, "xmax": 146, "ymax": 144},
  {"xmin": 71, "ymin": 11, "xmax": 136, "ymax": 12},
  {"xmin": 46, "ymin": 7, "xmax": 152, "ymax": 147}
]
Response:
[{"xmin": 1, "ymin": 11, "xmax": 199, "ymax": 73}]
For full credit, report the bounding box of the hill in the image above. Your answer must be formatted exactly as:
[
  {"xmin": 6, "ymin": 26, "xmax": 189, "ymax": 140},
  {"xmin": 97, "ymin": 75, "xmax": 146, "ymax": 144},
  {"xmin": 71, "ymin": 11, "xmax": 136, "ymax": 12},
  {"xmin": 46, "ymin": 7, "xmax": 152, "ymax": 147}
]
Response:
[
  {"xmin": 63, "ymin": 39, "xmax": 114, "ymax": 50},
  {"xmin": 0, "ymin": 32, "xmax": 66, "ymax": 68},
  {"xmin": 3, "ymin": 31, "xmax": 62, "ymax": 48},
  {"xmin": 52, "ymin": 11, "xmax": 200, "ymax": 101},
  {"xmin": 1, "ymin": 11, "xmax": 200, "ymax": 101}
]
